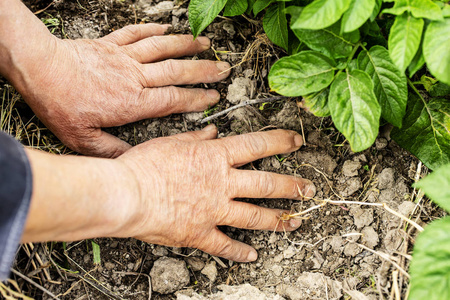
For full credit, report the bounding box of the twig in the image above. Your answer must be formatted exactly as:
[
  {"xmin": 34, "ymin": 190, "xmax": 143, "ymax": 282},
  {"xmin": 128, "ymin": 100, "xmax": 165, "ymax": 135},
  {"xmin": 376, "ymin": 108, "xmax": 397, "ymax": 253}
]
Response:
[
  {"xmin": 114, "ymin": 272, "xmax": 152, "ymax": 300},
  {"xmin": 392, "ymin": 270, "xmax": 401, "ymax": 300},
  {"xmin": 200, "ymin": 96, "xmax": 287, "ymax": 124},
  {"xmin": 10, "ymin": 269, "xmax": 60, "ymax": 300}
]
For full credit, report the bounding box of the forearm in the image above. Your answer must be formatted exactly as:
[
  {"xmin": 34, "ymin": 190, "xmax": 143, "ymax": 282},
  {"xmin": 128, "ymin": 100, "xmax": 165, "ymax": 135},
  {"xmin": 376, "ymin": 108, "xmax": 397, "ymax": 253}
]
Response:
[
  {"xmin": 22, "ymin": 149, "xmax": 141, "ymax": 242},
  {"xmin": 0, "ymin": 0, "xmax": 58, "ymax": 92}
]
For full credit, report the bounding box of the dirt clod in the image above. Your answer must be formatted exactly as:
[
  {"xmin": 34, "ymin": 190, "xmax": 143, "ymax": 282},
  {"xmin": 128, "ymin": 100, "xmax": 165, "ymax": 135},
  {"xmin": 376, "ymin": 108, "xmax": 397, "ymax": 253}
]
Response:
[{"xmin": 150, "ymin": 257, "xmax": 190, "ymax": 294}]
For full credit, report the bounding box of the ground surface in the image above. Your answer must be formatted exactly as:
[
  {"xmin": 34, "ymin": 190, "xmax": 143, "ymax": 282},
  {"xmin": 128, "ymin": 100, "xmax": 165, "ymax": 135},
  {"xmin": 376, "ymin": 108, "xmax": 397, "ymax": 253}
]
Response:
[{"xmin": 2, "ymin": 0, "xmax": 441, "ymax": 299}]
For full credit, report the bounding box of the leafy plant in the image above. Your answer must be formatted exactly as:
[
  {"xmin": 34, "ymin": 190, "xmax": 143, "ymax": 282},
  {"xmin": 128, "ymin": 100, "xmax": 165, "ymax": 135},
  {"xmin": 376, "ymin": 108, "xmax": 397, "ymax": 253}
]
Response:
[
  {"xmin": 188, "ymin": 0, "xmax": 450, "ymax": 170},
  {"xmin": 409, "ymin": 164, "xmax": 450, "ymax": 300}
]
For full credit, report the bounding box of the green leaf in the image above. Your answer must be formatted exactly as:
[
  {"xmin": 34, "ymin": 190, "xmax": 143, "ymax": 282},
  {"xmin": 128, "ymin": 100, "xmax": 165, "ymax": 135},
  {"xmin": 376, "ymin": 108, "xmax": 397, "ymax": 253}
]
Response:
[
  {"xmin": 303, "ymin": 88, "xmax": 331, "ymax": 117},
  {"xmin": 423, "ymin": 18, "xmax": 450, "ymax": 85},
  {"xmin": 408, "ymin": 41, "xmax": 425, "ymax": 77},
  {"xmin": 189, "ymin": 0, "xmax": 228, "ymax": 38},
  {"xmin": 247, "ymin": 0, "xmax": 257, "ymax": 14},
  {"xmin": 341, "ymin": 0, "xmax": 376, "ymax": 33},
  {"xmin": 263, "ymin": 3, "xmax": 289, "ymax": 50},
  {"xmin": 292, "ymin": 21, "xmax": 360, "ymax": 59},
  {"xmin": 443, "ymin": 5, "xmax": 450, "ymax": 17},
  {"xmin": 430, "ymin": 82, "xmax": 450, "ymax": 98},
  {"xmin": 388, "ymin": 13, "xmax": 424, "ymax": 72},
  {"xmin": 370, "ymin": 0, "xmax": 382, "ymax": 22},
  {"xmin": 269, "ymin": 50, "xmax": 336, "ymax": 97},
  {"xmin": 357, "ymin": 45, "xmax": 407, "ymax": 127},
  {"xmin": 224, "ymin": 0, "xmax": 248, "ymax": 16},
  {"xmin": 382, "ymin": 0, "xmax": 443, "ymax": 21},
  {"xmin": 91, "ymin": 241, "xmax": 101, "ymax": 265},
  {"xmin": 409, "ymin": 217, "xmax": 450, "ymax": 300},
  {"xmin": 292, "ymin": 0, "xmax": 352, "ymax": 30},
  {"xmin": 253, "ymin": 0, "xmax": 275, "ymax": 15},
  {"xmin": 284, "ymin": 5, "xmax": 303, "ymax": 20},
  {"xmin": 329, "ymin": 70, "xmax": 381, "ymax": 152},
  {"xmin": 391, "ymin": 96, "xmax": 450, "ymax": 170},
  {"xmin": 414, "ymin": 164, "xmax": 450, "ymax": 211}
]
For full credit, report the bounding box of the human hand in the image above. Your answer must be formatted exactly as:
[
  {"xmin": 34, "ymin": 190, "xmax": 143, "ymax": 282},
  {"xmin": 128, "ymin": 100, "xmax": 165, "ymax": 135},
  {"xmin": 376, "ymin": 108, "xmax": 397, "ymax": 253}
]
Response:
[
  {"xmin": 12, "ymin": 23, "xmax": 229, "ymax": 157},
  {"xmin": 116, "ymin": 126, "xmax": 316, "ymax": 262}
]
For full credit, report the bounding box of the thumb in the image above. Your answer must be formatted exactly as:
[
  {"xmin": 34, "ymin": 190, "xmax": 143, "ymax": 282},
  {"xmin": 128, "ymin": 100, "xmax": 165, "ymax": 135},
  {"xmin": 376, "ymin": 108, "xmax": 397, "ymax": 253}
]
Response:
[
  {"xmin": 167, "ymin": 124, "xmax": 218, "ymax": 142},
  {"xmin": 67, "ymin": 129, "xmax": 132, "ymax": 158}
]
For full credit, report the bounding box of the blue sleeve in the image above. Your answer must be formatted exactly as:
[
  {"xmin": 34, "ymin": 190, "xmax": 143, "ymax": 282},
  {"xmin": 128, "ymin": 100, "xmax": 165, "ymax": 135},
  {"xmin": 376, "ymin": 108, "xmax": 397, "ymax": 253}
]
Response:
[{"xmin": 0, "ymin": 131, "xmax": 32, "ymax": 281}]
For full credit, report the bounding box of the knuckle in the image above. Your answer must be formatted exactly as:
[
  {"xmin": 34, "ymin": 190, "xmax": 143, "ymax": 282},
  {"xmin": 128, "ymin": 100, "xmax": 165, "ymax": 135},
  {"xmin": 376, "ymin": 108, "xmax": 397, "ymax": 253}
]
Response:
[
  {"xmin": 246, "ymin": 207, "xmax": 264, "ymax": 229},
  {"xmin": 216, "ymin": 239, "xmax": 234, "ymax": 258},
  {"xmin": 245, "ymin": 134, "xmax": 267, "ymax": 159},
  {"xmin": 162, "ymin": 59, "xmax": 179, "ymax": 83},
  {"xmin": 122, "ymin": 24, "xmax": 141, "ymax": 38},
  {"xmin": 256, "ymin": 172, "xmax": 277, "ymax": 198}
]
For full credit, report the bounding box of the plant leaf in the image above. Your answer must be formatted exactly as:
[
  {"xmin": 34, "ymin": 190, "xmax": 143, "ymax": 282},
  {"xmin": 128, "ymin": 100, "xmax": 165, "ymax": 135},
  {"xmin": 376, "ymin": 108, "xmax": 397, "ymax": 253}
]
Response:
[
  {"xmin": 224, "ymin": 0, "xmax": 248, "ymax": 16},
  {"xmin": 303, "ymin": 88, "xmax": 331, "ymax": 117},
  {"xmin": 341, "ymin": 0, "xmax": 376, "ymax": 33},
  {"xmin": 292, "ymin": 0, "xmax": 352, "ymax": 30},
  {"xmin": 91, "ymin": 241, "xmax": 101, "ymax": 265},
  {"xmin": 414, "ymin": 164, "xmax": 450, "ymax": 212},
  {"xmin": 253, "ymin": 0, "xmax": 275, "ymax": 15},
  {"xmin": 269, "ymin": 50, "xmax": 335, "ymax": 97},
  {"xmin": 388, "ymin": 12, "xmax": 423, "ymax": 72},
  {"xmin": 382, "ymin": 0, "xmax": 443, "ymax": 21},
  {"xmin": 357, "ymin": 45, "xmax": 407, "ymax": 127},
  {"xmin": 370, "ymin": 0, "xmax": 382, "ymax": 22},
  {"xmin": 409, "ymin": 217, "xmax": 450, "ymax": 300},
  {"xmin": 263, "ymin": 3, "xmax": 289, "ymax": 50},
  {"xmin": 329, "ymin": 70, "xmax": 381, "ymax": 152},
  {"xmin": 391, "ymin": 96, "xmax": 450, "ymax": 170},
  {"xmin": 189, "ymin": 0, "xmax": 228, "ymax": 38},
  {"xmin": 423, "ymin": 18, "xmax": 450, "ymax": 85},
  {"xmin": 292, "ymin": 21, "xmax": 360, "ymax": 59},
  {"xmin": 408, "ymin": 39, "xmax": 425, "ymax": 77}
]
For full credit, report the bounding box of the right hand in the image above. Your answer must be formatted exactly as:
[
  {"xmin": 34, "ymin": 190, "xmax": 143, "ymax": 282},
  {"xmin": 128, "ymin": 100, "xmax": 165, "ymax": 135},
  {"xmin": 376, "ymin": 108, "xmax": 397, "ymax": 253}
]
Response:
[{"xmin": 116, "ymin": 125, "xmax": 316, "ymax": 262}]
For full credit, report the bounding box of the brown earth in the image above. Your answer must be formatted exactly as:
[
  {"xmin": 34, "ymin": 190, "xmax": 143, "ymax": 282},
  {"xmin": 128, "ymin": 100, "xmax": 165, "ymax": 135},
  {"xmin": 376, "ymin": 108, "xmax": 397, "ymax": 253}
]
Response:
[{"xmin": 2, "ymin": 0, "xmax": 441, "ymax": 299}]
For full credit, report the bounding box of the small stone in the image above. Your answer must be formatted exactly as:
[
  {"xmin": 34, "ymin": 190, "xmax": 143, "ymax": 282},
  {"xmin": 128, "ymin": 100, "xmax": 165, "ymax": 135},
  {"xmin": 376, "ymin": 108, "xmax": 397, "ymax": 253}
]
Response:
[
  {"xmin": 350, "ymin": 207, "xmax": 374, "ymax": 229},
  {"xmin": 268, "ymin": 232, "xmax": 278, "ymax": 244},
  {"xmin": 398, "ymin": 201, "xmax": 416, "ymax": 217},
  {"xmin": 227, "ymin": 77, "xmax": 251, "ymax": 104},
  {"xmin": 185, "ymin": 257, "xmax": 205, "ymax": 272},
  {"xmin": 283, "ymin": 245, "xmax": 297, "ymax": 259},
  {"xmin": 375, "ymin": 138, "xmax": 388, "ymax": 150},
  {"xmin": 342, "ymin": 160, "xmax": 361, "ymax": 177},
  {"xmin": 271, "ymin": 264, "xmax": 283, "ymax": 276},
  {"xmin": 361, "ymin": 226, "xmax": 379, "ymax": 248},
  {"xmin": 273, "ymin": 253, "xmax": 284, "ymax": 263},
  {"xmin": 143, "ymin": 1, "xmax": 174, "ymax": 20},
  {"xmin": 184, "ymin": 112, "xmax": 203, "ymax": 122},
  {"xmin": 341, "ymin": 177, "xmax": 363, "ymax": 197},
  {"xmin": 83, "ymin": 254, "xmax": 90, "ymax": 264},
  {"xmin": 223, "ymin": 22, "xmax": 235, "ymax": 36},
  {"xmin": 344, "ymin": 243, "xmax": 362, "ymax": 257},
  {"xmin": 378, "ymin": 168, "xmax": 395, "ymax": 190},
  {"xmin": 201, "ymin": 261, "xmax": 218, "ymax": 282},
  {"xmin": 104, "ymin": 262, "xmax": 115, "ymax": 270},
  {"xmin": 152, "ymin": 246, "xmax": 169, "ymax": 257},
  {"xmin": 150, "ymin": 257, "xmax": 190, "ymax": 294},
  {"xmin": 110, "ymin": 241, "xmax": 118, "ymax": 248}
]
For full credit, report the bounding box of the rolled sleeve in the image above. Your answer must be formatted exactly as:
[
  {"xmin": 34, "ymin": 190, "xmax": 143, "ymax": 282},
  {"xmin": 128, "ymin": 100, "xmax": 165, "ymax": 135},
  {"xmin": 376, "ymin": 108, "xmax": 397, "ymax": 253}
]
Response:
[{"xmin": 0, "ymin": 131, "xmax": 32, "ymax": 281}]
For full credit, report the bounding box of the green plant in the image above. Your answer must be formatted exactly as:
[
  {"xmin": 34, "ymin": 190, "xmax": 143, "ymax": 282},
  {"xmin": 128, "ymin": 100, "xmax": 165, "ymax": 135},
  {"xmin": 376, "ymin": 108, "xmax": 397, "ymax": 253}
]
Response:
[
  {"xmin": 188, "ymin": 0, "xmax": 450, "ymax": 170},
  {"xmin": 409, "ymin": 164, "xmax": 450, "ymax": 300}
]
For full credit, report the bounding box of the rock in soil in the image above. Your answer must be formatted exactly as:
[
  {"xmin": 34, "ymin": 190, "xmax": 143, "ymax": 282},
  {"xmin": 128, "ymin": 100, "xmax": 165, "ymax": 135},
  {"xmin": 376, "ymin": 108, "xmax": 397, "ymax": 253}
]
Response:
[
  {"xmin": 377, "ymin": 168, "xmax": 396, "ymax": 190},
  {"xmin": 277, "ymin": 272, "xmax": 342, "ymax": 300},
  {"xmin": 342, "ymin": 160, "xmax": 361, "ymax": 177},
  {"xmin": 201, "ymin": 261, "xmax": 218, "ymax": 282},
  {"xmin": 150, "ymin": 257, "xmax": 190, "ymax": 294},
  {"xmin": 177, "ymin": 283, "xmax": 284, "ymax": 299}
]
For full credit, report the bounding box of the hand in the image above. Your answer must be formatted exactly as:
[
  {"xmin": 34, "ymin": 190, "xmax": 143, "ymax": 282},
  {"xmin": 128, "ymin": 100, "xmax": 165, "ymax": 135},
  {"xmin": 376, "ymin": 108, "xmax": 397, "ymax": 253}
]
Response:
[
  {"xmin": 116, "ymin": 126, "xmax": 316, "ymax": 262},
  {"xmin": 14, "ymin": 23, "xmax": 230, "ymax": 157}
]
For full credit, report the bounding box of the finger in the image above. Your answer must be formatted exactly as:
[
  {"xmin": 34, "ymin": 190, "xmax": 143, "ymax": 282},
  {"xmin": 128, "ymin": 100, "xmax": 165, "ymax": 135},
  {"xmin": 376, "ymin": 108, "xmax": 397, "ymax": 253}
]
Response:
[
  {"xmin": 123, "ymin": 35, "xmax": 211, "ymax": 63},
  {"xmin": 198, "ymin": 229, "xmax": 258, "ymax": 262},
  {"xmin": 166, "ymin": 124, "xmax": 218, "ymax": 142},
  {"xmin": 128, "ymin": 86, "xmax": 220, "ymax": 120},
  {"xmin": 221, "ymin": 201, "xmax": 302, "ymax": 231},
  {"xmin": 216, "ymin": 130, "xmax": 303, "ymax": 166},
  {"xmin": 101, "ymin": 23, "xmax": 170, "ymax": 46},
  {"xmin": 230, "ymin": 170, "xmax": 316, "ymax": 199},
  {"xmin": 142, "ymin": 59, "xmax": 230, "ymax": 87},
  {"xmin": 65, "ymin": 129, "xmax": 131, "ymax": 158}
]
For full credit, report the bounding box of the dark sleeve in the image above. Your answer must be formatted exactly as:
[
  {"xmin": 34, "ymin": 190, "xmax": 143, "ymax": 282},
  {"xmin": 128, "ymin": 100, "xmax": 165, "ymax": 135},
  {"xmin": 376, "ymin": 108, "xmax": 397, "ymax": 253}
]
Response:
[{"xmin": 0, "ymin": 131, "xmax": 32, "ymax": 281}]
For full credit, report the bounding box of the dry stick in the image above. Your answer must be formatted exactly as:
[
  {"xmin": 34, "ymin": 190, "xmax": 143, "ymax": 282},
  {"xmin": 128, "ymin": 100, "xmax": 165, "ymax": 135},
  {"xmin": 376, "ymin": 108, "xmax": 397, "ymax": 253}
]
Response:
[
  {"xmin": 392, "ymin": 270, "xmax": 401, "ymax": 300},
  {"xmin": 200, "ymin": 96, "xmax": 288, "ymax": 124},
  {"xmin": 10, "ymin": 269, "xmax": 60, "ymax": 300},
  {"xmin": 114, "ymin": 272, "xmax": 152, "ymax": 300}
]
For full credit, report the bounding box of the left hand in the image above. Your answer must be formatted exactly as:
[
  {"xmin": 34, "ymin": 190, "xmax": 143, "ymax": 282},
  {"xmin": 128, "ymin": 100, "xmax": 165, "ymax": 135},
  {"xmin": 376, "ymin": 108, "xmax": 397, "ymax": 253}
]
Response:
[{"xmin": 12, "ymin": 23, "xmax": 230, "ymax": 157}]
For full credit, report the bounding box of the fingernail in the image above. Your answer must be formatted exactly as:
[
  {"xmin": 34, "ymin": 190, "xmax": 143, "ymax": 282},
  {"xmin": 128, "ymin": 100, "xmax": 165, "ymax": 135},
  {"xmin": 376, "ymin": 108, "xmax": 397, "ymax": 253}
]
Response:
[
  {"xmin": 216, "ymin": 61, "xmax": 231, "ymax": 72},
  {"xmin": 289, "ymin": 218, "xmax": 302, "ymax": 228},
  {"xmin": 202, "ymin": 124, "xmax": 216, "ymax": 132},
  {"xmin": 247, "ymin": 250, "xmax": 258, "ymax": 261},
  {"xmin": 207, "ymin": 89, "xmax": 220, "ymax": 100},
  {"xmin": 294, "ymin": 134, "xmax": 303, "ymax": 147},
  {"xmin": 302, "ymin": 180, "xmax": 316, "ymax": 199},
  {"xmin": 197, "ymin": 36, "xmax": 211, "ymax": 48}
]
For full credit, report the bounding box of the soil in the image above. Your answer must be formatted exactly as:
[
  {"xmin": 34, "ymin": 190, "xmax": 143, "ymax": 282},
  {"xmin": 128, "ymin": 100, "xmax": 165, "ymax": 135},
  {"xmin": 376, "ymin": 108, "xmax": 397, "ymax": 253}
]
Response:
[{"xmin": 3, "ymin": 0, "xmax": 442, "ymax": 299}]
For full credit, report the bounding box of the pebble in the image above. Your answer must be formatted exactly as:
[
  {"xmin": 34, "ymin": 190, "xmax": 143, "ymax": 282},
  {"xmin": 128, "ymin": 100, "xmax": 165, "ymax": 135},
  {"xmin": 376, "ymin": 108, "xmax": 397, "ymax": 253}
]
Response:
[
  {"xmin": 201, "ymin": 261, "xmax": 218, "ymax": 282},
  {"xmin": 361, "ymin": 226, "xmax": 379, "ymax": 248},
  {"xmin": 342, "ymin": 160, "xmax": 361, "ymax": 177},
  {"xmin": 375, "ymin": 138, "xmax": 388, "ymax": 150},
  {"xmin": 341, "ymin": 177, "xmax": 363, "ymax": 197},
  {"xmin": 152, "ymin": 246, "xmax": 169, "ymax": 257},
  {"xmin": 150, "ymin": 257, "xmax": 190, "ymax": 294},
  {"xmin": 185, "ymin": 257, "xmax": 205, "ymax": 272},
  {"xmin": 378, "ymin": 168, "xmax": 395, "ymax": 190}
]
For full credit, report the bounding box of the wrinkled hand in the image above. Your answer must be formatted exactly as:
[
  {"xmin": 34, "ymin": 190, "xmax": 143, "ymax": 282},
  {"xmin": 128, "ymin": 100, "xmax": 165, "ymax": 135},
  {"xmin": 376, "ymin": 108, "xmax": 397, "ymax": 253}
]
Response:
[
  {"xmin": 116, "ymin": 126, "xmax": 316, "ymax": 262},
  {"xmin": 18, "ymin": 24, "xmax": 229, "ymax": 157}
]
